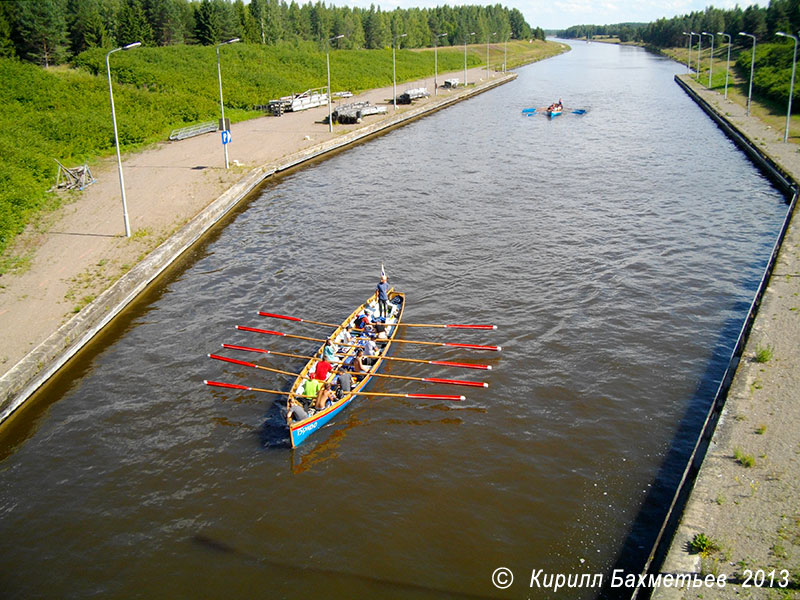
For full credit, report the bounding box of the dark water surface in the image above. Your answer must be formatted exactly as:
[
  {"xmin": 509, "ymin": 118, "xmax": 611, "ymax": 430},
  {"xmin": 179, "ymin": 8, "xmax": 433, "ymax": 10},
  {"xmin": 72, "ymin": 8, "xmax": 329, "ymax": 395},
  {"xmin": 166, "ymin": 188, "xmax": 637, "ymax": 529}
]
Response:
[{"xmin": 0, "ymin": 42, "xmax": 788, "ymax": 599}]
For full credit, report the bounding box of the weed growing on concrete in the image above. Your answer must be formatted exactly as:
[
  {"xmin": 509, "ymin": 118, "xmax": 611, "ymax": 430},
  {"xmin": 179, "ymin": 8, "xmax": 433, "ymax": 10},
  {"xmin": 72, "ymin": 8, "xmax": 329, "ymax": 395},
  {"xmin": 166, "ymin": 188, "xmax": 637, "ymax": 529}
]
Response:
[
  {"xmin": 130, "ymin": 227, "xmax": 151, "ymax": 241},
  {"xmin": 734, "ymin": 447, "xmax": 756, "ymax": 468},
  {"xmin": 72, "ymin": 294, "xmax": 95, "ymax": 313},
  {"xmin": 756, "ymin": 424, "xmax": 767, "ymax": 434},
  {"xmin": 690, "ymin": 533, "xmax": 720, "ymax": 558},
  {"xmin": 0, "ymin": 251, "xmax": 33, "ymax": 276},
  {"xmin": 754, "ymin": 344, "xmax": 774, "ymax": 363},
  {"xmin": 772, "ymin": 543, "xmax": 788, "ymax": 559}
]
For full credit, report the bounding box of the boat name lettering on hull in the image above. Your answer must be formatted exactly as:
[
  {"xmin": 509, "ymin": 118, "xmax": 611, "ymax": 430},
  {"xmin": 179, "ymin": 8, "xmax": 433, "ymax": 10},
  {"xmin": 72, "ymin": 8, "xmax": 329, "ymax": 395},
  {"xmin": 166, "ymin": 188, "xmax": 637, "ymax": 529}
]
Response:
[{"xmin": 298, "ymin": 422, "xmax": 318, "ymax": 436}]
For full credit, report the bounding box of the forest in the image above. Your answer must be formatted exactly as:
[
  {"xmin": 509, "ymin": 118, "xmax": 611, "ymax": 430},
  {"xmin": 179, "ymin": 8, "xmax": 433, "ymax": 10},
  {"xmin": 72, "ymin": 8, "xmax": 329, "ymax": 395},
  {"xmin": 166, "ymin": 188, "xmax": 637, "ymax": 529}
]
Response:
[{"xmin": 0, "ymin": 0, "xmax": 543, "ymax": 66}]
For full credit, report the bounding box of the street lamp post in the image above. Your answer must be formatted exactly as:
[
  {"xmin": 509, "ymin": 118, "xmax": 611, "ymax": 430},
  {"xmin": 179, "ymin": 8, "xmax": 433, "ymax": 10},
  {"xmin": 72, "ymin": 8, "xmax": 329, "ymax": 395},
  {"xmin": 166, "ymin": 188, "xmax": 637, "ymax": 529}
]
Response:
[
  {"xmin": 702, "ymin": 32, "xmax": 714, "ymax": 88},
  {"xmin": 216, "ymin": 37, "xmax": 239, "ymax": 170},
  {"xmin": 776, "ymin": 31, "xmax": 798, "ymax": 143},
  {"xmin": 718, "ymin": 32, "xmax": 732, "ymax": 99},
  {"xmin": 690, "ymin": 32, "xmax": 698, "ymax": 72},
  {"xmin": 486, "ymin": 31, "xmax": 496, "ymax": 81},
  {"xmin": 739, "ymin": 32, "xmax": 757, "ymax": 116},
  {"xmin": 504, "ymin": 34, "xmax": 508, "ymax": 73},
  {"xmin": 327, "ymin": 34, "xmax": 345, "ymax": 132},
  {"xmin": 682, "ymin": 32, "xmax": 692, "ymax": 73},
  {"xmin": 393, "ymin": 33, "xmax": 407, "ymax": 109},
  {"xmin": 464, "ymin": 31, "xmax": 475, "ymax": 86},
  {"xmin": 106, "ymin": 41, "xmax": 141, "ymax": 238},
  {"xmin": 434, "ymin": 32, "xmax": 447, "ymax": 95},
  {"xmin": 696, "ymin": 33, "xmax": 703, "ymax": 79}
]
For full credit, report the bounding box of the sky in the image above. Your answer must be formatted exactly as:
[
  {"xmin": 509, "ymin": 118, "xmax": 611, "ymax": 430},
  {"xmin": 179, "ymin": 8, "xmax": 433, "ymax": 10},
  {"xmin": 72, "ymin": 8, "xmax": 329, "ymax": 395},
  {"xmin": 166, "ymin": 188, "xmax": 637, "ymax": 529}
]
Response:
[{"xmin": 331, "ymin": 0, "xmax": 766, "ymax": 31}]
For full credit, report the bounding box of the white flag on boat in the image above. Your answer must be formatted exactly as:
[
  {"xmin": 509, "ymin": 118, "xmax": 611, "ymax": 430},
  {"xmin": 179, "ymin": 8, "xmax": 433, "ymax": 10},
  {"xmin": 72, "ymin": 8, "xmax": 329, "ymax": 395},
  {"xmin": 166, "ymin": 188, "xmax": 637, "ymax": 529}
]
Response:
[{"xmin": 380, "ymin": 263, "xmax": 386, "ymax": 280}]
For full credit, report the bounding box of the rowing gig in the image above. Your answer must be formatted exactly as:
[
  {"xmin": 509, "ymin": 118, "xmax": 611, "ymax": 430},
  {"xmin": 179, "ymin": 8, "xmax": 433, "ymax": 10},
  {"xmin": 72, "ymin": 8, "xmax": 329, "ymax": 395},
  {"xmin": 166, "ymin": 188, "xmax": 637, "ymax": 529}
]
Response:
[{"xmin": 288, "ymin": 289, "xmax": 405, "ymax": 448}]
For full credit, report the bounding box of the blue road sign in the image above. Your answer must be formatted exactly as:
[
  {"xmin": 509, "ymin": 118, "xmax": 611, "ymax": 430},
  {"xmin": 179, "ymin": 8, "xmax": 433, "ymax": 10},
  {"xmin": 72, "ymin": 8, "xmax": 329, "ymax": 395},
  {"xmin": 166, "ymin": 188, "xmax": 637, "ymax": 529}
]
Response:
[{"xmin": 221, "ymin": 130, "xmax": 231, "ymax": 144}]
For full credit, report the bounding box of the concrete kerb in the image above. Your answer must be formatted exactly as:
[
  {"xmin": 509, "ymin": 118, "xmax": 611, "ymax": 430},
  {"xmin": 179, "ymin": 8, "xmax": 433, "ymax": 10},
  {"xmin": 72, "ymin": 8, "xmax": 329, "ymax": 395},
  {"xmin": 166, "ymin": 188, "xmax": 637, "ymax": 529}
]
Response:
[{"xmin": 0, "ymin": 72, "xmax": 517, "ymax": 426}]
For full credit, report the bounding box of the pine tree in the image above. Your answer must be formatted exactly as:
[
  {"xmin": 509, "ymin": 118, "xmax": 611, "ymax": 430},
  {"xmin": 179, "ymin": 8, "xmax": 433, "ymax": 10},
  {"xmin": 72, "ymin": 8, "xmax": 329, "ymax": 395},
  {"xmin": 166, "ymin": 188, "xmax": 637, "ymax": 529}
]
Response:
[
  {"xmin": 67, "ymin": 0, "xmax": 109, "ymax": 54},
  {"xmin": 14, "ymin": 0, "xmax": 69, "ymax": 66},
  {"xmin": 117, "ymin": 0, "xmax": 153, "ymax": 46},
  {"xmin": 0, "ymin": 3, "xmax": 16, "ymax": 58},
  {"xmin": 263, "ymin": 0, "xmax": 284, "ymax": 44},
  {"xmin": 363, "ymin": 6, "xmax": 388, "ymax": 49},
  {"xmin": 235, "ymin": 0, "xmax": 260, "ymax": 44},
  {"xmin": 248, "ymin": 0, "xmax": 267, "ymax": 43},
  {"xmin": 194, "ymin": 0, "xmax": 220, "ymax": 45},
  {"xmin": 146, "ymin": 0, "xmax": 186, "ymax": 46}
]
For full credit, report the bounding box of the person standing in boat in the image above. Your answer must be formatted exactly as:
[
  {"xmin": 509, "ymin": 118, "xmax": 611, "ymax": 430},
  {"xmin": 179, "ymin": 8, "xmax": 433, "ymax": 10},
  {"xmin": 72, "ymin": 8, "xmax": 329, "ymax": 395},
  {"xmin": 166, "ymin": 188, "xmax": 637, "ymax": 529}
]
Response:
[{"xmin": 376, "ymin": 273, "xmax": 390, "ymax": 319}]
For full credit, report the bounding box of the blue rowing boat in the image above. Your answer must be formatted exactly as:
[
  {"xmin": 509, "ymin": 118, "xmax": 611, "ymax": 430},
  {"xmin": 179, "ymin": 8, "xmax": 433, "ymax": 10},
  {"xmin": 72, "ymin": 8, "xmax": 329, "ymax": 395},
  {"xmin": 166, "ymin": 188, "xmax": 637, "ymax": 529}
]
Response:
[
  {"xmin": 288, "ymin": 289, "xmax": 405, "ymax": 448},
  {"xmin": 522, "ymin": 107, "xmax": 587, "ymax": 117}
]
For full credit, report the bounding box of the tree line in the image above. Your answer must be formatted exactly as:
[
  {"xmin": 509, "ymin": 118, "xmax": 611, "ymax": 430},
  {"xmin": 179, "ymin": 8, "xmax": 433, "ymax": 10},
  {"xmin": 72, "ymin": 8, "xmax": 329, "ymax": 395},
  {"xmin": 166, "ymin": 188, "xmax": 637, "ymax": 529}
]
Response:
[
  {"xmin": 558, "ymin": 1, "xmax": 799, "ymax": 49},
  {"xmin": 0, "ymin": 0, "xmax": 541, "ymax": 66},
  {"xmin": 557, "ymin": 1, "xmax": 800, "ymax": 110}
]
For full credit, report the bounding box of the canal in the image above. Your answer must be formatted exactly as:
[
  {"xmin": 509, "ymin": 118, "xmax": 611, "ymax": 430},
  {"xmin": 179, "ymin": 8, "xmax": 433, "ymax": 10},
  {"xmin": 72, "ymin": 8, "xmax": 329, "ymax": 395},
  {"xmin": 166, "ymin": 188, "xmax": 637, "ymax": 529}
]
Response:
[{"xmin": 0, "ymin": 41, "xmax": 789, "ymax": 599}]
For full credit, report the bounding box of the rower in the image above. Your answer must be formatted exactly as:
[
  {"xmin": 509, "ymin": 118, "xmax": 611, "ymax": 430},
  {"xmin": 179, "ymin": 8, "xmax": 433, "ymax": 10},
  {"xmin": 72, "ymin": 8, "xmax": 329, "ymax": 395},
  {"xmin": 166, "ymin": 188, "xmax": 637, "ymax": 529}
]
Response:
[
  {"xmin": 322, "ymin": 339, "xmax": 337, "ymax": 364},
  {"xmin": 314, "ymin": 382, "xmax": 336, "ymax": 410},
  {"xmin": 335, "ymin": 365, "xmax": 353, "ymax": 396},
  {"xmin": 313, "ymin": 358, "xmax": 332, "ymax": 381},
  {"xmin": 359, "ymin": 337, "xmax": 377, "ymax": 364},
  {"xmin": 303, "ymin": 375, "xmax": 322, "ymax": 403},
  {"xmin": 336, "ymin": 326, "xmax": 354, "ymax": 346},
  {"xmin": 286, "ymin": 397, "xmax": 309, "ymax": 424},
  {"xmin": 353, "ymin": 348, "xmax": 369, "ymax": 376}
]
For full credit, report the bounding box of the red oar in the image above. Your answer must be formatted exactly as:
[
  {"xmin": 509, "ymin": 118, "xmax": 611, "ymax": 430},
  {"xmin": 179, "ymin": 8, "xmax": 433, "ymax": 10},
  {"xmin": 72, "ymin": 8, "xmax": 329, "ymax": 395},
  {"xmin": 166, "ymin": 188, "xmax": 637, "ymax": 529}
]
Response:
[
  {"xmin": 204, "ymin": 380, "xmax": 463, "ymax": 401},
  {"xmin": 209, "ymin": 354, "xmax": 296, "ymax": 377},
  {"xmin": 258, "ymin": 311, "xmax": 497, "ymax": 330},
  {"xmin": 237, "ymin": 325, "xmax": 501, "ymax": 352},
  {"xmin": 209, "ymin": 352, "xmax": 488, "ymax": 388},
  {"xmin": 222, "ymin": 343, "xmax": 493, "ymax": 371}
]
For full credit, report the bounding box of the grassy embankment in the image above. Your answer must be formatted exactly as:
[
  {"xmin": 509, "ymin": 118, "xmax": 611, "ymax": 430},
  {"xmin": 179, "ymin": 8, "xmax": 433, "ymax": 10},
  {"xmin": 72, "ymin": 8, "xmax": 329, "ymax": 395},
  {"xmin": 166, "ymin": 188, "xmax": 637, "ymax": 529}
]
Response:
[{"xmin": 0, "ymin": 38, "xmax": 562, "ymax": 268}]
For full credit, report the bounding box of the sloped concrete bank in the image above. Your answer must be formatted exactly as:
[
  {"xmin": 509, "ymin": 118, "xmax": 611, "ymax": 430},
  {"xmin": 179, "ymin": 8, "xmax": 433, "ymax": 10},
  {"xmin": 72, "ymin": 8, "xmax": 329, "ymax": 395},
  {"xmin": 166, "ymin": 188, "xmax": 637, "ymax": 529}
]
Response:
[
  {"xmin": 632, "ymin": 75, "xmax": 800, "ymax": 599},
  {"xmin": 0, "ymin": 72, "xmax": 516, "ymax": 426}
]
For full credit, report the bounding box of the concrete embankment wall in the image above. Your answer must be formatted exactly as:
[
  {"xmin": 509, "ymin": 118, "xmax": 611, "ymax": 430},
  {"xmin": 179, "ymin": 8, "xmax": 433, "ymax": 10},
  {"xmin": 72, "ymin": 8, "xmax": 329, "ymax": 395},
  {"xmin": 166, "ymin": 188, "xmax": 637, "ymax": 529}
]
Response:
[
  {"xmin": 632, "ymin": 75, "xmax": 799, "ymax": 599},
  {"xmin": 0, "ymin": 73, "xmax": 517, "ymax": 426}
]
